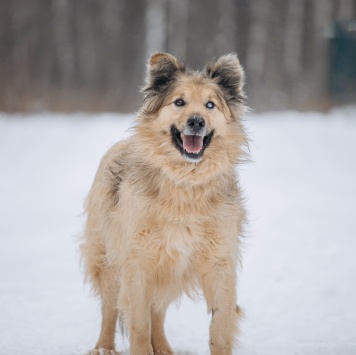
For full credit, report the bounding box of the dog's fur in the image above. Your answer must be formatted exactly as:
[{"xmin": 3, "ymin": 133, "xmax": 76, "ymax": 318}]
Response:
[{"xmin": 81, "ymin": 52, "xmax": 247, "ymax": 355}]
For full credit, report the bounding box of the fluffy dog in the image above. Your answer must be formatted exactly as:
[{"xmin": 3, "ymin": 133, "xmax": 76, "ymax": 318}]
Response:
[{"xmin": 81, "ymin": 52, "xmax": 248, "ymax": 355}]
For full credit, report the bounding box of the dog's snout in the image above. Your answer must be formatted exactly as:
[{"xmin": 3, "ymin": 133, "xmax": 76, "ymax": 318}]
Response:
[{"xmin": 187, "ymin": 116, "xmax": 205, "ymax": 131}]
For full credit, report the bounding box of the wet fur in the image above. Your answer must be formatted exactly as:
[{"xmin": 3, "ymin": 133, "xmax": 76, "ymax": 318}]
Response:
[{"xmin": 81, "ymin": 52, "xmax": 248, "ymax": 355}]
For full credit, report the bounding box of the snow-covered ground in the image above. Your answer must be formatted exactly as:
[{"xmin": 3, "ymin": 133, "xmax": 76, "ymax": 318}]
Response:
[{"xmin": 0, "ymin": 107, "xmax": 355, "ymax": 355}]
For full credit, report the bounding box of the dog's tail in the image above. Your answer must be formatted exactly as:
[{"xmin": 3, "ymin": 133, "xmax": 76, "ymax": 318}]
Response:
[{"xmin": 236, "ymin": 304, "xmax": 244, "ymax": 318}]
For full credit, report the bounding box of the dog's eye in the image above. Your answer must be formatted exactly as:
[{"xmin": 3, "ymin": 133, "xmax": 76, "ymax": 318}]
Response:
[
  {"xmin": 206, "ymin": 101, "xmax": 215, "ymax": 109},
  {"xmin": 174, "ymin": 99, "xmax": 185, "ymax": 107}
]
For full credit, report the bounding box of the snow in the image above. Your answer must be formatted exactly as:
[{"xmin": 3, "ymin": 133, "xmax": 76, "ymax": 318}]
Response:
[{"xmin": 0, "ymin": 107, "xmax": 356, "ymax": 355}]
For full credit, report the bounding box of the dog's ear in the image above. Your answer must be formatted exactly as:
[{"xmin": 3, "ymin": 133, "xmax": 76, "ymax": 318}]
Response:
[
  {"xmin": 206, "ymin": 53, "xmax": 246, "ymax": 106},
  {"xmin": 142, "ymin": 52, "xmax": 186, "ymax": 113}
]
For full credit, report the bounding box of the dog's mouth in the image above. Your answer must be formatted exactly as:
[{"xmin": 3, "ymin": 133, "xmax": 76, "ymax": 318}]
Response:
[{"xmin": 171, "ymin": 125, "xmax": 214, "ymax": 162}]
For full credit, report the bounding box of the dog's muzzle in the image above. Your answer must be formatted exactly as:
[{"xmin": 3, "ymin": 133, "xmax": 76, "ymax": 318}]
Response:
[
  {"xmin": 171, "ymin": 116, "xmax": 214, "ymax": 163},
  {"xmin": 186, "ymin": 116, "xmax": 205, "ymax": 134}
]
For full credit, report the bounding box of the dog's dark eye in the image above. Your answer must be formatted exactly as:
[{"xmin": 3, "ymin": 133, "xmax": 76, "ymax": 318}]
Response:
[
  {"xmin": 174, "ymin": 99, "xmax": 185, "ymax": 107},
  {"xmin": 206, "ymin": 101, "xmax": 215, "ymax": 109}
]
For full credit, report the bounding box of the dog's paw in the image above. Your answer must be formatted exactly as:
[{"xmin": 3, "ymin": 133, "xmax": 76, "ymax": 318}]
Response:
[
  {"xmin": 154, "ymin": 350, "xmax": 174, "ymax": 355},
  {"xmin": 152, "ymin": 342, "xmax": 174, "ymax": 355},
  {"xmin": 87, "ymin": 348, "xmax": 120, "ymax": 355}
]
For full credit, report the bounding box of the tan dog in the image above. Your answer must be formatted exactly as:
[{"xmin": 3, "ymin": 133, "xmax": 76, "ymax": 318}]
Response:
[{"xmin": 81, "ymin": 52, "xmax": 248, "ymax": 355}]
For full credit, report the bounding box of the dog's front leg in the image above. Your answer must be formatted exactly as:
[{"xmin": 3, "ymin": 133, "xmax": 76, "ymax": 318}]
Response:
[
  {"xmin": 151, "ymin": 305, "xmax": 173, "ymax": 355},
  {"xmin": 125, "ymin": 266, "xmax": 154, "ymax": 355},
  {"xmin": 201, "ymin": 261, "xmax": 239, "ymax": 355}
]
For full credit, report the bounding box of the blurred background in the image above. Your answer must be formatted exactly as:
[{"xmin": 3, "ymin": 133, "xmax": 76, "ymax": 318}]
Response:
[
  {"xmin": 1, "ymin": 0, "xmax": 356, "ymax": 113},
  {"xmin": 1, "ymin": 2, "xmax": 356, "ymax": 354}
]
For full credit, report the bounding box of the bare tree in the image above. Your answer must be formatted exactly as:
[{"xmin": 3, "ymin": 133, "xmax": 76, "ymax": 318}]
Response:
[
  {"xmin": 0, "ymin": 0, "xmax": 355, "ymax": 112},
  {"xmin": 166, "ymin": 0, "xmax": 189, "ymax": 60}
]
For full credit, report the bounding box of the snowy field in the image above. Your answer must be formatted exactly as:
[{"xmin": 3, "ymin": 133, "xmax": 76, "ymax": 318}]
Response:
[{"xmin": 1, "ymin": 107, "xmax": 356, "ymax": 355}]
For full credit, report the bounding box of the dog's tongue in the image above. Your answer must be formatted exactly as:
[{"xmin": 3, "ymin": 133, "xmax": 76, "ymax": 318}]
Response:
[{"xmin": 182, "ymin": 135, "xmax": 203, "ymax": 153}]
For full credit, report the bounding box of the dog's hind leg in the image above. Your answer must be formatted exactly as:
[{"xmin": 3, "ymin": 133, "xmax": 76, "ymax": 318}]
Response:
[
  {"xmin": 95, "ymin": 299, "xmax": 119, "ymax": 352},
  {"xmin": 94, "ymin": 265, "xmax": 120, "ymax": 353},
  {"xmin": 82, "ymin": 235, "xmax": 120, "ymax": 353},
  {"xmin": 151, "ymin": 305, "xmax": 173, "ymax": 355}
]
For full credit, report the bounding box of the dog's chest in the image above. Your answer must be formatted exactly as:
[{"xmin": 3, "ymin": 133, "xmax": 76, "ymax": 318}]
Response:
[
  {"xmin": 153, "ymin": 222, "xmax": 199, "ymax": 287},
  {"xmin": 126, "ymin": 176, "xmax": 231, "ymax": 270},
  {"xmin": 146, "ymin": 182, "xmax": 221, "ymax": 251}
]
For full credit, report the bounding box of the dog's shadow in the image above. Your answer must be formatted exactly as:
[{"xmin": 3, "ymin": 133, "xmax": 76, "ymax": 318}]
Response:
[{"xmin": 120, "ymin": 350, "xmax": 197, "ymax": 355}]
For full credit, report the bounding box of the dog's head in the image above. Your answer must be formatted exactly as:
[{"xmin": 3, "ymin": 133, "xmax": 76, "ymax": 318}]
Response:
[{"xmin": 136, "ymin": 52, "xmax": 247, "ymax": 178}]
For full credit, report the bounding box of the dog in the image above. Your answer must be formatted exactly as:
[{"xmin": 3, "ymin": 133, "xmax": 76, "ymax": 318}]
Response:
[{"xmin": 81, "ymin": 52, "xmax": 248, "ymax": 355}]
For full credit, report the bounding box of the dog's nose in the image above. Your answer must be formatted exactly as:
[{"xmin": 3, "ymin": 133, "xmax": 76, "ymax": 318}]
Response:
[{"xmin": 187, "ymin": 116, "xmax": 205, "ymax": 131}]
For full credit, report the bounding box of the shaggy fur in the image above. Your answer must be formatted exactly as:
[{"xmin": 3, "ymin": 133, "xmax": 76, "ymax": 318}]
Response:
[{"xmin": 81, "ymin": 52, "xmax": 248, "ymax": 355}]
